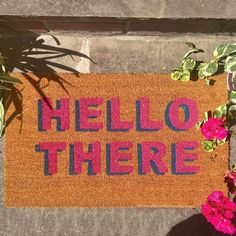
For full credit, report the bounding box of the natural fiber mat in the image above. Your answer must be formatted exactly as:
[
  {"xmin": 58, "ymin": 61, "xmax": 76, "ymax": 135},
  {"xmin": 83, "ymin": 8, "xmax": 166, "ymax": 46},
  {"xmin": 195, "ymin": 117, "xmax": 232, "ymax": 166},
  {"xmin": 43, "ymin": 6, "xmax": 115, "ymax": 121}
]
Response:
[{"xmin": 4, "ymin": 73, "xmax": 228, "ymax": 207}]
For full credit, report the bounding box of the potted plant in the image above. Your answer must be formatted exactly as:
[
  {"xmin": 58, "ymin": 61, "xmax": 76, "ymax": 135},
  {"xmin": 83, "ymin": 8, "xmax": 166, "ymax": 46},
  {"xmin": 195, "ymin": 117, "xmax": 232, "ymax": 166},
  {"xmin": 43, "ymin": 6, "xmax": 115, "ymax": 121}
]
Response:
[
  {"xmin": 171, "ymin": 42, "xmax": 236, "ymax": 152},
  {"xmin": 171, "ymin": 42, "xmax": 236, "ymax": 235}
]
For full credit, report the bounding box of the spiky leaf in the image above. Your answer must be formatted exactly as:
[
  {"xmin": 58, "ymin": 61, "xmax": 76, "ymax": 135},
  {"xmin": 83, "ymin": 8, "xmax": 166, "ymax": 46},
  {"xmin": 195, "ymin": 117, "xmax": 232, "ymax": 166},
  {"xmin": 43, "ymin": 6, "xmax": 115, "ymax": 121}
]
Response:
[
  {"xmin": 0, "ymin": 85, "xmax": 11, "ymax": 91},
  {"xmin": 0, "ymin": 53, "xmax": 4, "ymax": 66},
  {"xmin": 0, "ymin": 74, "xmax": 22, "ymax": 84}
]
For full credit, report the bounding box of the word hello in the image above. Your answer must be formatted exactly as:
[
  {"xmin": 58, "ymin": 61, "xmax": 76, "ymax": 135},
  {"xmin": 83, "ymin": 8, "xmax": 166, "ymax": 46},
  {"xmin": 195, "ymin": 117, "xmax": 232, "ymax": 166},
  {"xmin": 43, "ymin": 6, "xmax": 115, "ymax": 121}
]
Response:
[{"xmin": 36, "ymin": 97, "xmax": 200, "ymax": 176}]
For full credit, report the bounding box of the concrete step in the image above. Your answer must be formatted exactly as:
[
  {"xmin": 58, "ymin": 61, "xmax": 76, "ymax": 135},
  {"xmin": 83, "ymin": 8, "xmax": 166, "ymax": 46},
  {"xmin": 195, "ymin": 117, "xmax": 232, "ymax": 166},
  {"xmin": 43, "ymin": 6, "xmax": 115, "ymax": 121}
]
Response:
[
  {"xmin": 0, "ymin": 0, "xmax": 236, "ymax": 19},
  {"xmin": 16, "ymin": 32, "xmax": 235, "ymax": 73},
  {"xmin": 2, "ymin": 16, "xmax": 236, "ymax": 34}
]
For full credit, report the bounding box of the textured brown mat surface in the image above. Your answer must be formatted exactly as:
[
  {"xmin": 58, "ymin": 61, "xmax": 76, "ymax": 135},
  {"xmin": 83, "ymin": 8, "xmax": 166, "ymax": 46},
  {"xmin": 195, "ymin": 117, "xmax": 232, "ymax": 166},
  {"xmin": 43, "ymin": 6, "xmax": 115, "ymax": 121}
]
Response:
[{"xmin": 4, "ymin": 73, "xmax": 228, "ymax": 207}]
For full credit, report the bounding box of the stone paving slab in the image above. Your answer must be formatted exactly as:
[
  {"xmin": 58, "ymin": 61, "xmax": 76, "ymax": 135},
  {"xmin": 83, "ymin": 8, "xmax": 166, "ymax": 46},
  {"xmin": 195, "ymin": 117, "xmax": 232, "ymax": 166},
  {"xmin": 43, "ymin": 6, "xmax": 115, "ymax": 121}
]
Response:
[{"xmin": 0, "ymin": 0, "xmax": 236, "ymax": 19}]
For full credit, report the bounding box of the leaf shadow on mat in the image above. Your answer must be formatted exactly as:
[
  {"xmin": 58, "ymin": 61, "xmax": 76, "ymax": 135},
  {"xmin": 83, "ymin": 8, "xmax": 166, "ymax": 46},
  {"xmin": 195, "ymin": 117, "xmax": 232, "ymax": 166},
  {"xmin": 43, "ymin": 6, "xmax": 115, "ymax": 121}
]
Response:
[
  {"xmin": 0, "ymin": 17, "xmax": 93, "ymax": 133},
  {"xmin": 167, "ymin": 213, "xmax": 226, "ymax": 236}
]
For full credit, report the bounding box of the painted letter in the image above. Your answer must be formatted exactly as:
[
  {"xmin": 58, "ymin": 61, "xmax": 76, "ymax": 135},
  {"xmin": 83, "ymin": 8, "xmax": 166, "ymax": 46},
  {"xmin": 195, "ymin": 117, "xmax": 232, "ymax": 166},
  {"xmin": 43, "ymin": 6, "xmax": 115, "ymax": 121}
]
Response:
[
  {"xmin": 70, "ymin": 142, "xmax": 101, "ymax": 175},
  {"xmin": 36, "ymin": 142, "xmax": 66, "ymax": 175},
  {"xmin": 171, "ymin": 141, "xmax": 199, "ymax": 175},
  {"xmin": 165, "ymin": 97, "xmax": 198, "ymax": 131},
  {"xmin": 136, "ymin": 98, "xmax": 163, "ymax": 131},
  {"xmin": 75, "ymin": 98, "xmax": 103, "ymax": 131},
  {"xmin": 107, "ymin": 97, "xmax": 133, "ymax": 131},
  {"xmin": 107, "ymin": 142, "xmax": 133, "ymax": 175},
  {"xmin": 38, "ymin": 98, "xmax": 70, "ymax": 131},
  {"xmin": 138, "ymin": 142, "xmax": 168, "ymax": 175}
]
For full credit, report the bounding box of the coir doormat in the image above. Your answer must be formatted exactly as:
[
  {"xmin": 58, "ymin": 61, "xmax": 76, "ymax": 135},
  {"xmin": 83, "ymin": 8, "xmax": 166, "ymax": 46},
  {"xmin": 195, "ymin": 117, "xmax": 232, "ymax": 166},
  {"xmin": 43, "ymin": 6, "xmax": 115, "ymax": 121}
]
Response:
[{"xmin": 4, "ymin": 73, "xmax": 228, "ymax": 207}]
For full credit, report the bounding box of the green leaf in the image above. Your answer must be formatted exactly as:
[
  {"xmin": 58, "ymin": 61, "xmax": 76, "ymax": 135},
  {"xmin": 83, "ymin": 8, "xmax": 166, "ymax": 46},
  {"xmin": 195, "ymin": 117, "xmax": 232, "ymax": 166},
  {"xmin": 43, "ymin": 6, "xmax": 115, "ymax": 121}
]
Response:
[
  {"xmin": 171, "ymin": 68, "xmax": 191, "ymax": 82},
  {"xmin": 197, "ymin": 63, "xmax": 207, "ymax": 70},
  {"xmin": 0, "ymin": 74, "xmax": 22, "ymax": 84},
  {"xmin": 228, "ymin": 105, "xmax": 236, "ymax": 118},
  {"xmin": 183, "ymin": 42, "xmax": 204, "ymax": 58},
  {"xmin": 202, "ymin": 140, "xmax": 216, "ymax": 152},
  {"xmin": 229, "ymin": 91, "xmax": 236, "ymax": 104},
  {"xmin": 198, "ymin": 68, "xmax": 206, "ymax": 79},
  {"xmin": 196, "ymin": 121, "xmax": 203, "ymax": 129},
  {"xmin": 171, "ymin": 70, "xmax": 182, "ymax": 81},
  {"xmin": 225, "ymin": 55, "xmax": 236, "ymax": 73},
  {"xmin": 182, "ymin": 58, "xmax": 196, "ymax": 71},
  {"xmin": 200, "ymin": 60, "xmax": 219, "ymax": 77},
  {"xmin": 213, "ymin": 104, "xmax": 227, "ymax": 118},
  {"xmin": 186, "ymin": 42, "xmax": 197, "ymax": 48},
  {"xmin": 204, "ymin": 111, "xmax": 209, "ymax": 121},
  {"xmin": 213, "ymin": 44, "xmax": 227, "ymax": 58},
  {"xmin": 232, "ymin": 163, "xmax": 236, "ymax": 172},
  {"xmin": 217, "ymin": 138, "xmax": 227, "ymax": 146},
  {"xmin": 179, "ymin": 70, "xmax": 191, "ymax": 81},
  {"xmin": 205, "ymin": 78, "xmax": 211, "ymax": 85},
  {"xmin": 223, "ymin": 44, "xmax": 236, "ymax": 57}
]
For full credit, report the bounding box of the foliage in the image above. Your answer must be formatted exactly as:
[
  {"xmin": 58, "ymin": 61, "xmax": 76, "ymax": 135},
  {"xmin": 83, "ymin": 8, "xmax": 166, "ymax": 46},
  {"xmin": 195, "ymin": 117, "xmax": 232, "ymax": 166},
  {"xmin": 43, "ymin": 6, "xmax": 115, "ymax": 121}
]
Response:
[
  {"xmin": 0, "ymin": 53, "xmax": 22, "ymax": 136},
  {"xmin": 195, "ymin": 93, "xmax": 236, "ymax": 152},
  {"xmin": 196, "ymin": 105, "xmax": 228, "ymax": 152},
  {"xmin": 171, "ymin": 42, "xmax": 236, "ymax": 85}
]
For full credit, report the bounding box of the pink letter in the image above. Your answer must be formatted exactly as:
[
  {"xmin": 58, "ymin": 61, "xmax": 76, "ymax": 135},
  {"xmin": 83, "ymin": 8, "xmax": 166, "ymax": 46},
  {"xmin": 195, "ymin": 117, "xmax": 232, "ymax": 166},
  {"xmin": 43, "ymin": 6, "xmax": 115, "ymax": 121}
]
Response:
[
  {"xmin": 137, "ymin": 98, "xmax": 163, "ymax": 131},
  {"xmin": 172, "ymin": 141, "xmax": 199, "ymax": 174},
  {"xmin": 39, "ymin": 98, "xmax": 70, "ymax": 131},
  {"xmin": 165, "ymin": 97, "xmax": 198, "ymax": 131},
  {"xmin": 107, "ymin": 97, "xmax": 133, "ymax": 131},
  {"xmin": 107, "ymin": 142, "xmax": 133, "ymax": 175},
  {"xmin": 76, "ymin": 98, "xmax": 103, "ymax": 131},
  {"xmin": 36, "ymin": 142, "xmax": 66, "ymax": 175},
  {"xmin": 138, "ymin": 142, "xmax": 168, "ymax": 174},
  {"xmin": 70, "ymin": 142, "xmax": 101, "ymax": 175}
]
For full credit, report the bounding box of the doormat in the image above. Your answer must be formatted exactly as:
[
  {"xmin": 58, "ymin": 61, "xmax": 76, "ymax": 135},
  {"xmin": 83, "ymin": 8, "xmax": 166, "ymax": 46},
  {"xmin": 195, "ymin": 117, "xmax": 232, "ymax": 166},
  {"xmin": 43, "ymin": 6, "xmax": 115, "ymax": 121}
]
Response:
[{"xmin": 4, "ymin": 73, "xmax": 228, "ymax": 207}]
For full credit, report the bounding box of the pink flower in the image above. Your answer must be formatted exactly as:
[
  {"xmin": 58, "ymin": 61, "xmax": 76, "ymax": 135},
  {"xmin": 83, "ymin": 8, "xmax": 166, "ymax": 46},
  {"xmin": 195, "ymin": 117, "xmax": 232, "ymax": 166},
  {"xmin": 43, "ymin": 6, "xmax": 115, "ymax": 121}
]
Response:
[
  {"xmin": 201, "ymin": 191, "xmax": 236, "ymax": 235},
  {"xmin": 225, "ymin": 171, "xmax": 236, "ymax": 194},
  {"xmin": 201, "ymin": 118, "xmax": 228, "ymax": 140}
]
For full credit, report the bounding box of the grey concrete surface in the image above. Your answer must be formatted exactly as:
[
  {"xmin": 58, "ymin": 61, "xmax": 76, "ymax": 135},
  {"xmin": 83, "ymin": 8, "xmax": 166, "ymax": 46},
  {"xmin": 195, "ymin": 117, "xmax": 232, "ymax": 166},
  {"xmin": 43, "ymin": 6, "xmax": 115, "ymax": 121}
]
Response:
[
  {"xmin": 20, "ymin": 32, "xmax": 236, "ymax": 73},
  {"xmin": 0, "ymin": 0, "xmax": 236, "ymax": 19},
  {"xmin": 1, "ymin": 31, "xmax": 234, "ymax": 236}
]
